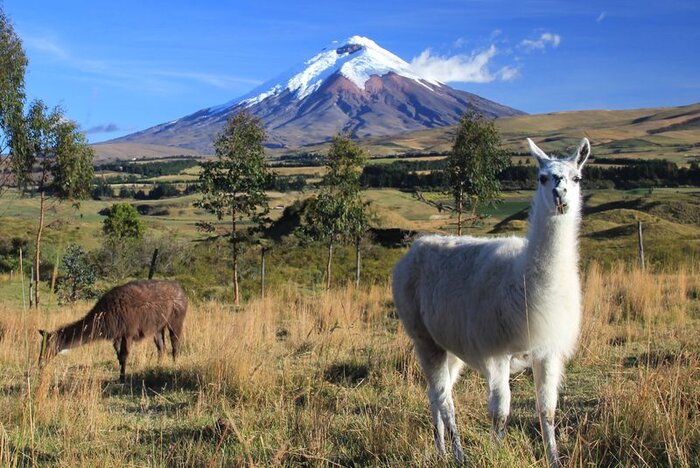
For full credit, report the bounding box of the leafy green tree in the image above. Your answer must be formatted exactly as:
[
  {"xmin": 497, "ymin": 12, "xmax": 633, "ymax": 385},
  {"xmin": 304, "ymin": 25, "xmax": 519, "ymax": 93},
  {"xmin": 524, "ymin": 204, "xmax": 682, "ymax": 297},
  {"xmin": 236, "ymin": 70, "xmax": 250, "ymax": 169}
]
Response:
[
  {"xmin": 103, "ymin": 203, "xmax": 144, "ymax": 241},
  {"xmin": 16, "ymin": 100, "xmax": 94, "ymax": 308},
  {"xmin": 0, "ymin": 7, "xmax": 29, "ymax": 195},
  {"xmin": 446, "ymin": 111, "xmax": 509, "ymax": 235},
  {"xmin": 196, "ymin": 111, "xmax": 271, "ymax": 305},
  {"xmin": 57, "ymin": 244, "xmax": 97, "ymax": 303},
  {"xmin": 302, "ymin": 135, "xmax": 368, "ymax": 289}
]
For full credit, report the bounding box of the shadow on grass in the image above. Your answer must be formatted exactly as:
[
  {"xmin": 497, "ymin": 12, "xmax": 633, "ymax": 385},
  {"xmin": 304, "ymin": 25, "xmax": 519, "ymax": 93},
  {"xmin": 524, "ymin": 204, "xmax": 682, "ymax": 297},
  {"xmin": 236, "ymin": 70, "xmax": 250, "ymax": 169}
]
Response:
[
  {"xmin": 323, "ymin": 361, "xmax": 369, "ymax": 387},
  {"xmin": 4, "ymin": 443, "xmax": 58, "ymax": 466},
  {"xmin": 102, "ymin": 366, "xmax": 203, "ymax": 397},
  {"xmin": 623, "ymin": 349, "xmax": 697, "ymax": 368},
  {"xmin": 133, "ymin": 418, "xmax": 240, "ymax": 464}
]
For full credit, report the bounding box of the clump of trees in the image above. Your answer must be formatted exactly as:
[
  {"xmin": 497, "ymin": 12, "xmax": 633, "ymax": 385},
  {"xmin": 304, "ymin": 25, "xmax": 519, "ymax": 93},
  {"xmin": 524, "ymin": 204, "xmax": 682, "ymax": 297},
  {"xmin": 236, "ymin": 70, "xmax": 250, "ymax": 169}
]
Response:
[{"xmin": 301, "ymin": 135, "xmax": 369, "ymax": 288}]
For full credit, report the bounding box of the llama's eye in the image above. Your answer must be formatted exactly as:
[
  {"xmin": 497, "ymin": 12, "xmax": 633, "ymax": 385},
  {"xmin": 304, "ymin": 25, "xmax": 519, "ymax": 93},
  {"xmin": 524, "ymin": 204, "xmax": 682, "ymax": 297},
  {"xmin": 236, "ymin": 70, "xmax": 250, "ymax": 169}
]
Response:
[
  {"xmin": 572, "ymin": 175, "xmax": 582, "ymax": 183},
  {"xmin": 539, "ymin": 175, "xmax": 548, "ymax": 184}
]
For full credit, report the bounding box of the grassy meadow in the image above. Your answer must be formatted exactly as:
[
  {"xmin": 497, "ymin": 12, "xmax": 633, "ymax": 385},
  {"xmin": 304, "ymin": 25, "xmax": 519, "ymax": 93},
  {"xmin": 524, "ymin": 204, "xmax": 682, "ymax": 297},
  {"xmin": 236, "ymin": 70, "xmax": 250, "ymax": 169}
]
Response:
[{"xmin": 0, "ymin": 265, "xmax": 698, "ymax": 466}]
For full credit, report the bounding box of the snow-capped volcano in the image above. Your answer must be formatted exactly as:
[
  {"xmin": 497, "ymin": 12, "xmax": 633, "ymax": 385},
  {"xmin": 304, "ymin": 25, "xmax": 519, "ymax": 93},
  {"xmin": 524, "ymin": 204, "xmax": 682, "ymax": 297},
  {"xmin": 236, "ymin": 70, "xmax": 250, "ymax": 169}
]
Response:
[
  {"xmin": 111, "ymin": 36, "xmax": 523, "ymax": 152},
  {"xmin": 236, "ymin": 36, "xmax": 440, "ymax": 105}
]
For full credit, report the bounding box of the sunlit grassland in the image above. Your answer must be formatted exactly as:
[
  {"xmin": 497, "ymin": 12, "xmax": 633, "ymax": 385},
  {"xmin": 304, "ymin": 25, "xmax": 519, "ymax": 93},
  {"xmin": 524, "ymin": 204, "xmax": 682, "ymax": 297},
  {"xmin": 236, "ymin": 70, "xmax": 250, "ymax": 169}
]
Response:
[{"xmin": 0, "ymin": 265, "xmax": 698, "ymax": 466}]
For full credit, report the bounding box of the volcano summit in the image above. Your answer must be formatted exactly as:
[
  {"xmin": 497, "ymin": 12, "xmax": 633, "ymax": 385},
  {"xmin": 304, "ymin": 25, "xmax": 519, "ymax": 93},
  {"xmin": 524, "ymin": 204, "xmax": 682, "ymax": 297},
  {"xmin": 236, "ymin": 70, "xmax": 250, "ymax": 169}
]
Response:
[{"xmin": 111, "ymin": 36, "xmax": 524, "ymax": 153}]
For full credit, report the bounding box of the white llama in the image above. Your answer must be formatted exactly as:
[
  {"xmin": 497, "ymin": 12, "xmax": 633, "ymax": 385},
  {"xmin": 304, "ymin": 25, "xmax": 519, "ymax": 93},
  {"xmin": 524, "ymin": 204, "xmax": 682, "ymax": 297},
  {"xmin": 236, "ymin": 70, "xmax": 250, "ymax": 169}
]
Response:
[{"xmin": 392, "ymin": 137, "xmax": 591, "ymax": 466}]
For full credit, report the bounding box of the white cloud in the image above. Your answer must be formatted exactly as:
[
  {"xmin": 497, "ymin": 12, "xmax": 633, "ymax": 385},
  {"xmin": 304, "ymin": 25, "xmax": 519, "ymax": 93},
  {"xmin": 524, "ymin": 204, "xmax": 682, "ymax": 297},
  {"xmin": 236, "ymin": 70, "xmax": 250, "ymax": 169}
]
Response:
[
  {"xmin": 498, "ymin": 65, "xmax": 520, "ymax": 82},
  {"xmin": 596, "ymin": 11, "xmax": 607, "ymax": 22},
  {"xmin": 520, "ymin": 32, "xmax": 561, "ymax": 51},
  {"xmin": 410, "ymin": 45, "xmax": 501, "ymax": 83}
]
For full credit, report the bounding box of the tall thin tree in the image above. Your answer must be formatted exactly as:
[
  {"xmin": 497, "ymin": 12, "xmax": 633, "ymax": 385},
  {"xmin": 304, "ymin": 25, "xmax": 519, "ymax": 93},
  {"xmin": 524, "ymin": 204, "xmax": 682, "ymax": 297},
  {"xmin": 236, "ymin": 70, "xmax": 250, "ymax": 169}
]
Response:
[
  {"xmin": 0, "ymin": 7, "xmax": 29, "ymax": 195},
  {"xmin": 446, "ymin": 110, "xmax": 509, "ymax": 234},
  {"xmin": 197, "ymin": 111, "xmax": 271, "ymax": 305},
  {"xmin": 18, "ymin": 101, "xmax": 94, "ymax": 308}
]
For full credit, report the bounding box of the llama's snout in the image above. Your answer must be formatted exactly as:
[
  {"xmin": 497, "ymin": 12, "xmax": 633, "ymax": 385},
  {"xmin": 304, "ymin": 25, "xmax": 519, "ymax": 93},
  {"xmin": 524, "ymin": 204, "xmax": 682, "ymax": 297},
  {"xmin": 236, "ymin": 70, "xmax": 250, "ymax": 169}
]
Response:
[{"xmin": 552, "ymin": 188, "xmax": 568, "ymax": 214}]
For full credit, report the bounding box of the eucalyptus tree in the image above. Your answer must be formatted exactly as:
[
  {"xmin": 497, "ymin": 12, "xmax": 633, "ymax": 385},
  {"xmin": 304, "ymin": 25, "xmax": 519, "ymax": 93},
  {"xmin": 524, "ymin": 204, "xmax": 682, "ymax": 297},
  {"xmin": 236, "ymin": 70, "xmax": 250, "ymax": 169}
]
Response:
[
  {"xmin": 197, "ymin": 111, "xmax": 271, "ymax": 305},
  {"xmin": 0, "ymin": 7, "xmax": 29, "ymax": 195},
  {"xmin": 19, "ymin": 100, "xmax": 94, "ymax": 308},
  {"xmin": 447, "ymin": 111, "xmax": 509, "ymax": 234},
  {"xmin": 303, "ymin": 135, "xmax": 368, "ymax": 289}
]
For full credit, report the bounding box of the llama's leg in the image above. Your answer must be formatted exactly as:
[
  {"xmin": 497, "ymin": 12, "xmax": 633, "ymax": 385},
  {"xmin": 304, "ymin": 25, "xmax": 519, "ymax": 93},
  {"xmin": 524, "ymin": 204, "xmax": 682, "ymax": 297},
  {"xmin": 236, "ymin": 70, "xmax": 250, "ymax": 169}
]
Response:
[
  {"xmin": 533, "ymin": 356, "xmax": 564, "ymax": 468},
  {"xmin": 153, "ymin": 328, "xmax": 165, "ymax": 362},
  {"xmin": 112, "ymin": 339, "xmax": 121, "ymax": 355},
  {"xmin": 486, "ymin": 358, "xmax": 511, "ymax": 442},
  {"xmin": 416, "ymin": 343, "xmax": 464, "ymax": 463},
  {"xmin": 168, "ymin": 324, "xmax": 181, "ymax": 362},
  {"xmin": 117, "ymin": 336, "xmax": 131, "ymax": 383}
]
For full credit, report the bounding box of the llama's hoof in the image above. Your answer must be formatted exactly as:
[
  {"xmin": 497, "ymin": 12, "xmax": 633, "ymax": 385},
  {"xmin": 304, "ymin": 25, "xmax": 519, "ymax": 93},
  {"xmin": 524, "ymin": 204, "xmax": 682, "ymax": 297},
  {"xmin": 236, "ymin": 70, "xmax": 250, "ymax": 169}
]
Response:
[{"xmin": 491, "ymin": 416, "xmax": 508, "ymax": 444}]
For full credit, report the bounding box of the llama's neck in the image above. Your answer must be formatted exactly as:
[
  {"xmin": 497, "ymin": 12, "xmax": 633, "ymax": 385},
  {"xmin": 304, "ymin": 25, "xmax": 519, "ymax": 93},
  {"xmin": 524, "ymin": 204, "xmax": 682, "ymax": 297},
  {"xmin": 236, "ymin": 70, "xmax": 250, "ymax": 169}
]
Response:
[
  {"xmin": 523, "ymin": 197, "xmax": 581, "ymax": 288},
  {"xmin": 57, "ymin": 313, "xmax": 104, "ymax": 349}
]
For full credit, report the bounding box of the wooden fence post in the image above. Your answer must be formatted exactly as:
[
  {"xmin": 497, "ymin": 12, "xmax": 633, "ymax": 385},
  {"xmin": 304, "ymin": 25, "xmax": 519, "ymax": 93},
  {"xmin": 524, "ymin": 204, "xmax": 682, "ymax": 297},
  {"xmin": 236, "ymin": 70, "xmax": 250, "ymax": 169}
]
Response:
[
  {"xmin": 19, "ymin": 248, "xmax": 26, "ymax": 310},
  {"xmin": 148, "ymin": 248, "xmax": 159, "ymax": 279},
  {"xmin": 637, "ymin": 221, "xmax": 645, "ymax": 271},
  {"xmin": 260, "ymin": 247, "xmax": 268, "ymax": 299},
  {"xmin": 29, "ymin": 267, "xmax": 34, "ymax": 308}
]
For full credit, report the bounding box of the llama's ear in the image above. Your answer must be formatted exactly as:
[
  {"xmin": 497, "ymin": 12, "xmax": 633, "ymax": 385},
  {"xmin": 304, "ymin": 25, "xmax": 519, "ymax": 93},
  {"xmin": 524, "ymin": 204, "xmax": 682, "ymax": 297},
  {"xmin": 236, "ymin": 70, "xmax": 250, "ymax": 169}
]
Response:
[
  {"xmin": 527, "ymin": 138, "xmax": 550, "ymax": 164},
  {"xmin": 38, "ymin": 329, "xmax": 47, "ymax": 337},
  {"xmin": 573, "ymin": 138, "xmax": 591, "ymax": 169}
]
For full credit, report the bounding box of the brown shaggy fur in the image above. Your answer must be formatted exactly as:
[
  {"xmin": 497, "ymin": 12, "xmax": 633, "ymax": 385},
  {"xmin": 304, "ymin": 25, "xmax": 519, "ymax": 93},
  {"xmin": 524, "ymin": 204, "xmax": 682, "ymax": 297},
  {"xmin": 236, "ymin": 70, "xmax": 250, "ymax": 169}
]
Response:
[{"xmin": 39, "ymin": 280, "xmax": 187, "ymax": 382}]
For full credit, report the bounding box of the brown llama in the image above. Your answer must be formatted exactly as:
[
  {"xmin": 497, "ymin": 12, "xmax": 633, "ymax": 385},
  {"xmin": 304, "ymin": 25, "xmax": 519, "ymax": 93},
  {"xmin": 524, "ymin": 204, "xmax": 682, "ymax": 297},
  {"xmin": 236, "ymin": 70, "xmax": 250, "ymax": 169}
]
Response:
[{"xmin": 39, "ymin": 279, "xmax": 187, "ymax": 382}]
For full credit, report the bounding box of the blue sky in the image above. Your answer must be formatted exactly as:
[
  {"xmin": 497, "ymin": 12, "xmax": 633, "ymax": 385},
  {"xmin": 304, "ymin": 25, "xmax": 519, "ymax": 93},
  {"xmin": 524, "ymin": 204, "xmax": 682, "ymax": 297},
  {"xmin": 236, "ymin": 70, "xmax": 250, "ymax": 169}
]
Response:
[{"xmin": 4, "ymin": 0, "xmax": 699, "ymax": 143}]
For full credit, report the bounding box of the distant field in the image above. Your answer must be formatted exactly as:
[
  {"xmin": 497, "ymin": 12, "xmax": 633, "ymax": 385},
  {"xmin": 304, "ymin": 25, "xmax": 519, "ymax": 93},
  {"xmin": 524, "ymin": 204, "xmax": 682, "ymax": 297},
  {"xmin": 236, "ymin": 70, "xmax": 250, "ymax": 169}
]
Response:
[
  {"xmin": 90, "ymin": 103, "xmax": 700, "ymax": 165},
  {"xmin": 2, "ymin": 186, "xmax": 697, "ymax": 271}
]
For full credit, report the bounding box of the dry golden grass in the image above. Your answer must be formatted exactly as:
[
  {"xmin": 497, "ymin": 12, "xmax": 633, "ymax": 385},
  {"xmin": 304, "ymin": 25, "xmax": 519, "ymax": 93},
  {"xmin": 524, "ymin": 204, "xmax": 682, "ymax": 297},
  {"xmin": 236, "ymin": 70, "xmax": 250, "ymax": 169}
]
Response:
[{"xmin": 0, "ymin": 265, "xmax": 698, "ymax": 466}]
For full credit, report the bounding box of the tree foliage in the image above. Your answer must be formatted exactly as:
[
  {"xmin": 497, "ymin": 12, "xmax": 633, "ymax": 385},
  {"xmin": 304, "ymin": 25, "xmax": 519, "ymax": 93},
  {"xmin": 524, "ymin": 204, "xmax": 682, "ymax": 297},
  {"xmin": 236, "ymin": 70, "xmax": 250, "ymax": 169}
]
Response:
[
  {"xmin": 303, "ymin": 135, "xmax": 368, "ymax": 242},
  {"xmin": 198, "ymin": 111, "xmax": 270, "ymax": 229},
  {"xmin": 17, "ymin": 100, "xmax": 95, "ymax": 196},
  {"xmin": 446, "ymin": 111, "xmax": 509, "ymax": 233},
  {"xmin": 0, "ymin": 7, "xmax": 28, "ymax": 193},
  {"xmin": 103, "ymin": 203, "xmax": 144, "ymax": 241}
]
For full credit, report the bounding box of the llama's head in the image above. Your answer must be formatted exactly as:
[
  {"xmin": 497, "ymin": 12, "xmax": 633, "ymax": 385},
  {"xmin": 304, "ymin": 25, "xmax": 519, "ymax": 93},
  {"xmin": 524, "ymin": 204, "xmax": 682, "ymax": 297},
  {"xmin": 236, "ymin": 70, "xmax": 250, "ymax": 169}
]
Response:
[
  {"xmin": 527, "ymin": 137, "xmax": 591, "ymax": 216},
  {"xmin": 38, "ymin": 329, "xmax": 65, "ymax": 365}
]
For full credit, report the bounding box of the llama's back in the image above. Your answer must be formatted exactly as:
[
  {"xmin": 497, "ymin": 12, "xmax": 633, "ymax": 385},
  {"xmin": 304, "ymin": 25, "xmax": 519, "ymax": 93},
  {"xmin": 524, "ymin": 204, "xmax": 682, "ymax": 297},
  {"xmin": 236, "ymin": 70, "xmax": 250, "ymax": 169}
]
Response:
[
  {"xmin": 393, "ymin": 234, "xmax": 528, "ymax": 369},
  {"xmin": 89, "ymin": 280, "xmax": 187, "ymax": 340}
]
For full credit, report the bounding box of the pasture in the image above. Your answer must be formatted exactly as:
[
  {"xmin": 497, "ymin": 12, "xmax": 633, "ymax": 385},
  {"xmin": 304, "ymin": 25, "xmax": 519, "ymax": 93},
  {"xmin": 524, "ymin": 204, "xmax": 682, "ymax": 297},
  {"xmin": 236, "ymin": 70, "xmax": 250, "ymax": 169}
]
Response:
[{"xmin": 0, "ymin": 266, "xmax": 698, "ymax": 466}]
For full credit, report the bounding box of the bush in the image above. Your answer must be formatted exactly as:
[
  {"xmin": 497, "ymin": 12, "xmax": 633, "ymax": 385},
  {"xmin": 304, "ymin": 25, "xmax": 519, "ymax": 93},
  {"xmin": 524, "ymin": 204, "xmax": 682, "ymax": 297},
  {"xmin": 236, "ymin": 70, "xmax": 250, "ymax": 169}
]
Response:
[{"xmin": 56, "ymin": 244, "xmax": 97, "ymax": 303}]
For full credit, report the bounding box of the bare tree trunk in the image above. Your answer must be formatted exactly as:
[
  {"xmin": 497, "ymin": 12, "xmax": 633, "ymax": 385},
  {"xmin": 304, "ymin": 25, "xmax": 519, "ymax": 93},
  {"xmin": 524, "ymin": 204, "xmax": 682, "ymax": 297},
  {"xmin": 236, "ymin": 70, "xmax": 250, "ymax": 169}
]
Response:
[
  {"xmin": 457, "ymin": 197, "xmax": 463, "ymax": 236},
  {"xmin": 232, "ymin": 210, "xmax": 239, "ymax": 306},
  {"xmin": 326, "ymin": 239, "xmax": 333, "ymax": 290},
  {"xmin": 355, "ymin": 236, "xmax": 361, "ymax": 288},
  {"xmin": 34, "ymin": 191, "xmax": 46, "ymax": 309}
]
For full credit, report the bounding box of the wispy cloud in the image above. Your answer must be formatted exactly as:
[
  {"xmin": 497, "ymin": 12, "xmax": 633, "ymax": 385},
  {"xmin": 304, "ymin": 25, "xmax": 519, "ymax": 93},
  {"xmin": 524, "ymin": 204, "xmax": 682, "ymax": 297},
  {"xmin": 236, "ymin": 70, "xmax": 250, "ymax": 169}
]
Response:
[
  {"xmin": 596, "ymin": 11, "xmax": 607, "ymax": 22},
  {"xmin": 85, "ymin": 123, "xmax": 122, "ymax": 134},
  {"xmin": 23, "ymin": 34, "xmax": 261, "ymax": 94},
  {"xmin": 410, "ymin": 45, "xmax": 516, "ymax": 83},
  {"xmin": 498, "ymin": 65, "xmax": 520, "ymax": 82},
  {"xmin": 520, "ymin": 32, "xmax": 561, "ymax": 51}
]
